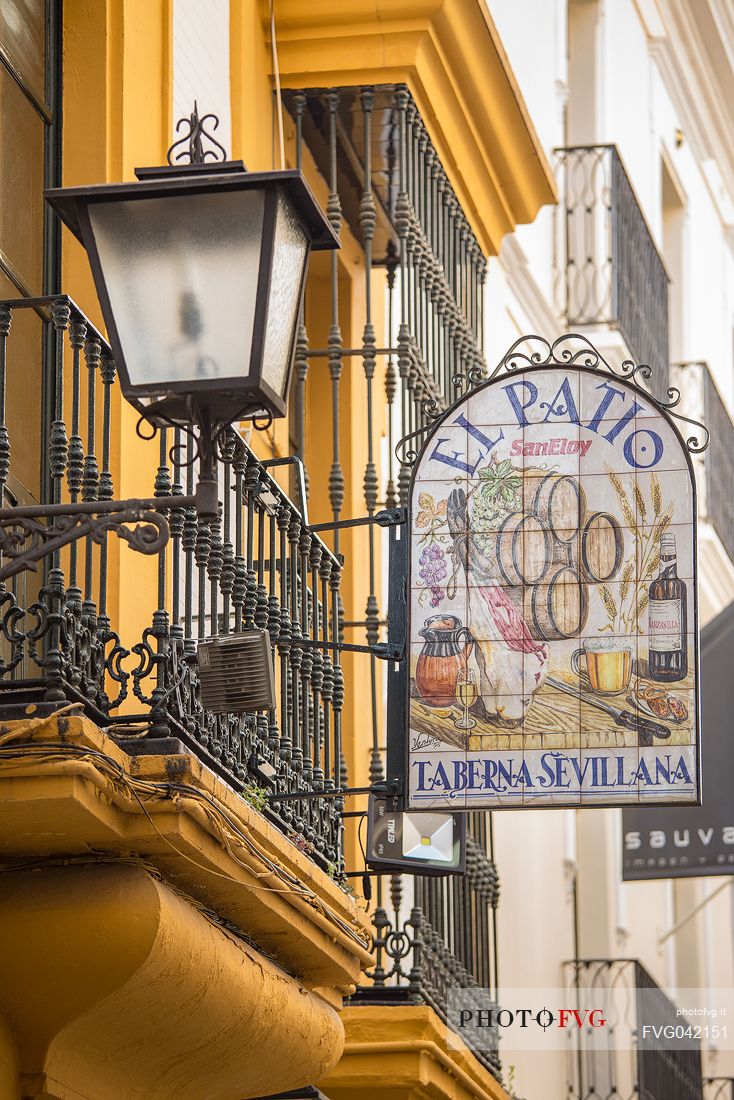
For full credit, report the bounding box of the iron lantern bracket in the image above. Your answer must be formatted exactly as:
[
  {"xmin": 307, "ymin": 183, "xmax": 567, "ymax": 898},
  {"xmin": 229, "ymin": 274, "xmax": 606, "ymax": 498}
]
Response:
[
  {"xmin": 266, "ymin": 778, "xmax": 402, "ymax": 804},
  {"xmin": 297, "ymin": 637, "xmax": 403, "ymax": 661},
  {"xmin": 308, "ymin": 507, "xmax": 406, "ymax": 534}
]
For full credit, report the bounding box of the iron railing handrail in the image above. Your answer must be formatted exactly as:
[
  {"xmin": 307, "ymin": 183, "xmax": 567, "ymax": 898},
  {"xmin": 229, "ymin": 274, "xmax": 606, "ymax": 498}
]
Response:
[
  {"xmin": 553, "ymin": 142, "xmax": 670, "ymax": 278},
  {"xmin": 673, "ymin": 360, "xmax": 734, "ymax": 567},
  {"xmin": 565, "ymin": 958, "xmax": 704, "ymax": 1100},
  {"xmin": 554, "ymin": 143, "xmax": 670, "ymax": 401},
  {"xmin": 284, "ymin": 84, "xmax": 498, "ymax": 1078},
  {"xmin": 2, "ymin": 293, "xmax": 111, "ymax": 345}
]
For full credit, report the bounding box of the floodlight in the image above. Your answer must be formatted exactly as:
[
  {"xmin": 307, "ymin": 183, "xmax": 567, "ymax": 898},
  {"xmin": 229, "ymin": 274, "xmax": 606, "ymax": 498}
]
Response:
[{"xmin": 366, "ymin": 795, "xmax": 466, "ymax": 874}]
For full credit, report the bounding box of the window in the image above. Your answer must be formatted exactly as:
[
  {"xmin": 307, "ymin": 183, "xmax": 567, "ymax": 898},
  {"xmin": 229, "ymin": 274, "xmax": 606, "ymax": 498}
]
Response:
[{"xmin": 0, "ymin": 0, "xmax": 61, "ymax": 498}]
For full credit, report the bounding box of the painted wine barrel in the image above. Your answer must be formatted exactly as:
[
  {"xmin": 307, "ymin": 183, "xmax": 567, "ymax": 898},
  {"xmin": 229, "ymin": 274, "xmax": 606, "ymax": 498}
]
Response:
[
  {"xmin": 496, "ymin": 512, "xmax": 552, "ymax": 586},
  {"xmin": 524, "ymin": 564, "xmax": 589, "ymax": 640},
  {"xmin": 581, "ymin": 511, "xmax": 623, "ymax": 582},
  {"xmin": 528, "ymin": 471, "xmax": 586, "ymax": 545}
]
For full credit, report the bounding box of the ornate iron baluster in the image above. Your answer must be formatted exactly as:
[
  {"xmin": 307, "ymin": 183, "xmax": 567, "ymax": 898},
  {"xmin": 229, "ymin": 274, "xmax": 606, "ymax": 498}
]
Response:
[
  {"xmin": 219, "ymin": 432, "xmax": 235, "ymax": 633},
  {"xmin": 327, "ymin": 90, "xmax": 344, "ymax": 549},
  {"xmin": 130, "ymin": 428, "xmax": 172, "ymax": 735},
  {"xmin": 288, "ymin": 508, "xmax": 303, "ymax": 775},
  {"xmin": 266, "ymin": 503, "xmax": 281, "ymax": 758},
  {"xmin": 276, "ymin": 501, "xmax": 292, "ymax": 767},
  {"xmin": 292, "ymin": 91, "xmax": 310, "ymax": 490},
  {"xmin": 395, "ymin": 87, "xmax": 413, "ymax": 506},
  {"xmin": 82, "ymin": 336, "xmax": 100, "ymax": 610},
  {"xmin": 182, "ymin": 433, "xmax": 196, "ymax": 652},
  {"xmin": 319, "ymin": 553, "xmax": 332, "ymax": 791},
  {"xmin": 0, "ymin": 305, "xmax": 11, "ymax": 510},
  {"xmin": 0, "ymin": 304, "xmax": 24, "ymax": 679},
  {"xmin": 329, "ymin": 560, "xmax": 344, "ymax": 859},
  {"xmin": 66, "ymin": 316, "xmax": 86, "ymax": 600},
  {"xmin": 359, "ymin": 88, "xmax": 383, "ymax": 788},
  {"xmin": 41, "ymin": 300, "xmax": 71, "ymax": 701},
  {"xmin": 208, "ymin": 501, "xmax": 222, "ymax": 637},
  {"xmin": 384, "ymin": 244, "xmax": 398, "ymax": 511},
  {"xmin": 299, "ymin": 521, "xmax": 313, "ymax": 785},
  {"xmin": 243, "ymin": 455, "xmax": 258, "ymax": 632},
  {"xmin": 309, "ymin": 537, "xmax": 323, "ymax": 789},
  {"xmin": 232, "ymin": 442, "xmax": 246, "ymax": 635}
]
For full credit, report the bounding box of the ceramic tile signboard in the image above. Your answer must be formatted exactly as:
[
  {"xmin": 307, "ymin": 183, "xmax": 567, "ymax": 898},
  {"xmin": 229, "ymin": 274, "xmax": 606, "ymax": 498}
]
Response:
[{"xmin": 407, "ymin": 360, "xmax": 700, "ymax": 810}]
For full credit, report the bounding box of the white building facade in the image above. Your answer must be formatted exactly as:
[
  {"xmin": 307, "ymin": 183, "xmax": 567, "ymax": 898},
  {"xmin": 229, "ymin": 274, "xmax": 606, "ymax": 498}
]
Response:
[{"xmin": 484, "ymin": 0, "xmax": 734, "ymax": 1095}]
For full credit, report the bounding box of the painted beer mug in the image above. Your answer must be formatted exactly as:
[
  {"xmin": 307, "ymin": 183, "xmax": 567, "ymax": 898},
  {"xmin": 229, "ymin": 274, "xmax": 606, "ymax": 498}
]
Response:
[
  {"xmin": 415, "ymin": 615, "xmax": 474, "ymax": 708},
  {"xmin": 571, "ymin": 638, "xmax": 633, "ymax": 696}
]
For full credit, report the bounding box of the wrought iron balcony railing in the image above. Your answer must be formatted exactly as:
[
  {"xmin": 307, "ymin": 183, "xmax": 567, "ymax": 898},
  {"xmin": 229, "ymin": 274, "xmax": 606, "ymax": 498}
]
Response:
[
  {"xmin": 286, "ymin": 84, "xmax": 500, "ymax": 1077},
  {"xmin": 672, "ymin": 361, "xmax": 734, "ymax": 566},
  {"xmin": 566, "ymin": 959, "xmax": 703, "ymax": 1100},
  {"xmin": 352, "ymin": 815, "xmax": 502, "ymax": 1079},
  {"xmin": 555, "ymin": 145, "xmax": 670, "ymax": 401},
  {"xmin": 286, "ymin": 84, "xmax": 486, "ymax": 519},
  {"xmin": 0, "ymin": 295, "xmax": 345, "ymax": 873}
]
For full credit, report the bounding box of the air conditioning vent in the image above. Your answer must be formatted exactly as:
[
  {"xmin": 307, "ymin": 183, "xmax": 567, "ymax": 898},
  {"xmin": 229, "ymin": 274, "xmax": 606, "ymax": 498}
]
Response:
[{"xmin": 196, "ymin": 630, "xmax": 276, "ymax": 714}]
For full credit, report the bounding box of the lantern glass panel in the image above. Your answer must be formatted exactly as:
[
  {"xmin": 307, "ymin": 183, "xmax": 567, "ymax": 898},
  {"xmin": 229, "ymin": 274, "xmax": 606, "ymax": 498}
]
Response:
[
  {"xmin": 260, "ymin": 191, "xmax": 308, "ymax": 398},
  {"xmin": 87, "ymin": 188, "xmax": 266, "ymax": 392}
]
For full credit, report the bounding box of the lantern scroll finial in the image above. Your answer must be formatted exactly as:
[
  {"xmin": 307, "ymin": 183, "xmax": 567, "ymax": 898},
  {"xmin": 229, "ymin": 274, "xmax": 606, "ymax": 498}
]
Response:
[{"xmin": 167, "ymin": 102, "xmax": 228, "ymax": 166}]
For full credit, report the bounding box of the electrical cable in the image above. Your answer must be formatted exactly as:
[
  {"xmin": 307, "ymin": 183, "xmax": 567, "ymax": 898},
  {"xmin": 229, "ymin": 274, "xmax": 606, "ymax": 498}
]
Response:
[
  {"xmin": 104, "ymin": 723, "xmax": 151, "ymax": 739},
  {"xmin": 0, "ymin": 740, "xmax": 371, "ymax": 952},
  {"xmin": 269, "ymin": 0, "xmax": 286, "ymax": 171},
  {"xmin": 357, "ymin": 811, "xmax": 368, "ymax": 865},
  {"xmin": 355, "ymin": 812, "xmax": 372, "ymax": 904}
]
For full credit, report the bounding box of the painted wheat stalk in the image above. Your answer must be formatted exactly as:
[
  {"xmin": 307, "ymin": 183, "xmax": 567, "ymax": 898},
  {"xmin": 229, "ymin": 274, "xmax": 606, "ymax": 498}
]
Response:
[
  {"xmin": 619, "ymin": 559, "xmax": 634, "ymax": 601},
  {"xmin": 600, "ymin": 584, "xmax": 618, "ymax": 622},
  {"xmin": 651, "ymin": 472, "xmax": 663, "ymax": 516},
  {"xmin": 633, "ymin": 482, "xmax": 647, "ymax": 522},
  {"xmin": 607, "ymin": 467, "xmax": 637, "ymax": 528},
  {"xmin": 602, "ymin": 465, "xmax": 675, "ymax": 634}
]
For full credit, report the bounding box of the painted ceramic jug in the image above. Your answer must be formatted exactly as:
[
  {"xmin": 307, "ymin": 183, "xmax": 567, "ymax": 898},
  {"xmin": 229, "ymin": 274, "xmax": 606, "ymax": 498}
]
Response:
[{"xmin": 415, "ymin": 615, "xmax": 474, "ymax": 708}]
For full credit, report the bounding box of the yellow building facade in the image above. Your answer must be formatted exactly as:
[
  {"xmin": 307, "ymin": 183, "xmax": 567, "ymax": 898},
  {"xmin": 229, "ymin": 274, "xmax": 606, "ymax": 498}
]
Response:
[{"xmin": 0, "ymin": 2, "xmax": 554, "ymax": 1098}]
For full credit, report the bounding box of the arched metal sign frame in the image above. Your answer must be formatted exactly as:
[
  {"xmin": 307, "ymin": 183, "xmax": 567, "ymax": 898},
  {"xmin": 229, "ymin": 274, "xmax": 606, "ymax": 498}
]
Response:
[{"xmin": 396, "ymin": 334, "xmax": 704, "ymax": 812}]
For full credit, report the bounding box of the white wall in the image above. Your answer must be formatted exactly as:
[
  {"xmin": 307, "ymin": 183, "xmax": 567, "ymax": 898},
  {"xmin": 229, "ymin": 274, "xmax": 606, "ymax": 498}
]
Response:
[
  {"xmin": 485, "ymin": 0, "xmax": 734, "ymax": 1093},
  {"xmin": 172, "ymin": 0, "xmax": 232, "ymax": 155}
]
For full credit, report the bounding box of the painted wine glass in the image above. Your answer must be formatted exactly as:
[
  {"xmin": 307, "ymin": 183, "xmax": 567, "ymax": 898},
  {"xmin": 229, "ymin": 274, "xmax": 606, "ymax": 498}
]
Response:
[{"xmin": 454, "ymin": 668, "xmax": 477, "ymax": 731}]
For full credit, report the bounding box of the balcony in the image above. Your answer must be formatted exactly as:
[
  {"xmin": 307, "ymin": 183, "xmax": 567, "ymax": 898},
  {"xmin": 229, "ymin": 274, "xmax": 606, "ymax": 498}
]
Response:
[
  {"xmin": 671, "ymin": 361, "xmax": 734, "ymax": 611},
  {"xmin": 350, "ymin": 816, "xmax": 502, "ymax": 1080},
  {"xmin": 0, "ymin": 294, "xmax": 376, "ymax": 1099},
  {"xmin": 0, "ymin": 84, "xmax": 506, "ymax": 1100},
  {"xmin": 0, "ymin": 294, "xmax": 346, "ymax": 874},
  {"xmin": 284, "ymin": 84, "xmax": 487, "ymax": 515},
  {"xmin": 555, "ymin": 145, "xmax": 670, "ymax": 399},
  {"xmin": 282, "ymin": 85, "xmax": 509, "ymax": 1092},
  {"xmin": 566, "ymin": 959, "xmax": 703, "ymax": 1100}
]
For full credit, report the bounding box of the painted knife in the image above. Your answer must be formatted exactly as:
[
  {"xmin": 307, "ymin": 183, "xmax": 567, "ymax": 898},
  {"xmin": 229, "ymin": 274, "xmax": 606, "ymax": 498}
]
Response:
[{"xmin": 545, "ymin": 675, "xmax": 671, "ymax": 742}]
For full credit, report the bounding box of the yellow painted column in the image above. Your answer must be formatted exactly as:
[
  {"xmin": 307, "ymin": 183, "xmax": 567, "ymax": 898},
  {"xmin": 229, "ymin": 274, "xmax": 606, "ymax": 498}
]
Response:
[
  {"xmin": 0, "ymin": 1015, "xmax": 20, "ymax": 1099},
  {"xmin": 62, "ymin": 0, "xmax": 172, "ymax": 688}
]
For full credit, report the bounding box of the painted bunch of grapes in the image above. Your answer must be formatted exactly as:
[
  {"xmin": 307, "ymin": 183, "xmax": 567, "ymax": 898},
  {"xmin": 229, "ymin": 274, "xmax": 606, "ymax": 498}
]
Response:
[
  {"xmin": 417, "ymin": 544, "xmax": 449, "ymax": 607},
  {"xmin": 414, "ymin": 492, "xmax": 449, "ymax": 607}
]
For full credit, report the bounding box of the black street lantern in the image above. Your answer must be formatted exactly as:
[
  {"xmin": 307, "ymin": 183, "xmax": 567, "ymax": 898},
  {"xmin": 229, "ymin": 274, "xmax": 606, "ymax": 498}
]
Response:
[
  {"xmin": 45, "ymin": 108, "xmax": 338, "ymax": 428},
  {"xmin": 0, "ymin": 110, "xmax": 340, "ymax": 585}
]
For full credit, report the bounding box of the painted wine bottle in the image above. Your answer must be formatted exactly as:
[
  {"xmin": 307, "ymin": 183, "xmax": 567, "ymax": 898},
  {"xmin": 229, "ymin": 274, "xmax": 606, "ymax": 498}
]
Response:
[{"xmin": 648, "ymin": 532, "xmax": 688, "ymax": 682}]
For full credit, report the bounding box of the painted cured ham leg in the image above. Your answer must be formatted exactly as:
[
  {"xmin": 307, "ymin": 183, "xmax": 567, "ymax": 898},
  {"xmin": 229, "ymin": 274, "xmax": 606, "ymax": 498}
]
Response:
[
  {"xmin": 471, "ymin": 584, "xmax": 548, "ymax": 723},
  {"xmin": 448, "ymin": 486, "xmax": 548, "ymax": 725}
]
